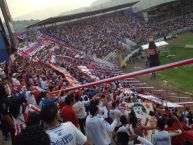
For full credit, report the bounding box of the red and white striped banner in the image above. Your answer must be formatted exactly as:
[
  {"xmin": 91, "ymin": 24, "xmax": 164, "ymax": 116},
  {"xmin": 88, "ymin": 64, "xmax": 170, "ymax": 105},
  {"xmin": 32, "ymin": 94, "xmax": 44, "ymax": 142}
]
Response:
[{"xmin": 51, "ymin": 58, "xmax": 193, "ymax": 93}]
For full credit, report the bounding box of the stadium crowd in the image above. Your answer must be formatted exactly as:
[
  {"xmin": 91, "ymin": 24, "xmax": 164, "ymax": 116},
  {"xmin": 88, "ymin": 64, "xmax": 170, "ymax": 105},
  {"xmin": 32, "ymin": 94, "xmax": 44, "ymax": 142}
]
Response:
[
  {"xmin": 160, "ymin": 14, "xmax": 193, "ymax": 35},
  {"xmin": 0, "ymin": 55, "xmax": 193, "ymax": 145},
  {"xmin": 1, "ymin": 5, "xmax": 193, "ymax": 145},
  {"xmin": 46, "ymin": 12, "xmax": 162, "ymax": 58},
  {"xmin": 33, "ymin": 41, "xmax": 121, "ymax": 83},
  {"xmin": 45, "ymin": 12, "xmax": 193, "ymax": 59},
  {"xmin": 148, "ymin": 0, "xmax": 193, "ymax": 22}
]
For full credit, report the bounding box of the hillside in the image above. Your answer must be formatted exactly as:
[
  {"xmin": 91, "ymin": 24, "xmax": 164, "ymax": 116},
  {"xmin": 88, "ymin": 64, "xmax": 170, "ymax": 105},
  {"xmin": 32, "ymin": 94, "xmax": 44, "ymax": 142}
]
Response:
[
  {"xmin": 60, "ymin": 0, "xmax": 138, "ymax": 16},
  {"xmin": 12, "ymin": 20, "xmax": 40, "ymax": 33},
  {"xmin": 12, "ymin": 0, "xmax": 138, "ymax": 33},
  {"xmin": 15, "ymin": 4, "xmax": 70, "ymax": 20}
]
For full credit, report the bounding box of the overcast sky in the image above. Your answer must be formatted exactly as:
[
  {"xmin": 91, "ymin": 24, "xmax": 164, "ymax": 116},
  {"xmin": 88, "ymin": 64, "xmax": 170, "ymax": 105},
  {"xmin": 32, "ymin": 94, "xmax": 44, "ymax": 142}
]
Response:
[{"xmin": 6, "ymin": 0, "xmax": 96, "ymax": 19}]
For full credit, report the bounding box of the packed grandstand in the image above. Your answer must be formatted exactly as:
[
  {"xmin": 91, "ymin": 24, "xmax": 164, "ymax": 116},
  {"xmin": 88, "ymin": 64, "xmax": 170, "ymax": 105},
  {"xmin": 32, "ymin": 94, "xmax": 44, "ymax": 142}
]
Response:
[{"xmin": 0, "ymin": 0, "xmax": 193, "ymax": 145}]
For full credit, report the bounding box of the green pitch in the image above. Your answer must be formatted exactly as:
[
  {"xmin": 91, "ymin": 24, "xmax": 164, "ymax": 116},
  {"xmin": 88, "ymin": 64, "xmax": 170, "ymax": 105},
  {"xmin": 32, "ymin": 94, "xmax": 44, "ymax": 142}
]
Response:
[{"xmin": 157, "ymin": 32, "xmax": 193, "ymax": 94}]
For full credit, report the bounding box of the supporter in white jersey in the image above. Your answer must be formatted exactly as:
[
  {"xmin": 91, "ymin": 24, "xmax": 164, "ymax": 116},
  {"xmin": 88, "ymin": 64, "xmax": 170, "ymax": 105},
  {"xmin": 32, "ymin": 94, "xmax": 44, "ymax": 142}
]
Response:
[
  {"xmin": 41, "ymin": 104, "xmax": 89, "ymax": 145},
  {"xmin": 86, "ymin": 104, "xmax": 120, "ymax": 145},
  {"xmin": 98, "ymin": 97, "xmax": 109, "ymax": 119},
  {"xmin": 73, "ymin": 94, "xmax": 99, "ymax": 134},
  {"xmin": 152, "ymin": 116, "xmax": 183, "ymax": 145},
  {"xmin": 109, "ymin": 102, "xmax": 123, "ymax": 128},
  {"xmin": 40, "ymin": 76, "xmax": 48, "ymax": 91},
  {"xmin": 12, "ymin": 74, "xmax": 21, "ymax": 86},
  {"xmin": 25, "ymin": 84, "xmax": 38, "ymax": 107}
]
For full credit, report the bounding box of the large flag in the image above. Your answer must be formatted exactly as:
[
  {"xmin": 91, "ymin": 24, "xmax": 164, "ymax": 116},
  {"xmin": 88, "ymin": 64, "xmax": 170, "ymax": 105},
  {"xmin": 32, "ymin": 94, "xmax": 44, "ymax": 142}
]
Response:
[{"xmin": 122, "ymin": 102, "xmax": 154, "ymax": 141}]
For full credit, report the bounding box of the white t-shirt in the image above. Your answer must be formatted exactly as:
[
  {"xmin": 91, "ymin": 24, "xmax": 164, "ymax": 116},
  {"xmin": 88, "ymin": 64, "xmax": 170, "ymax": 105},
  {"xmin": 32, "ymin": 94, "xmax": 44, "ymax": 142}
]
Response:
[
  {"xmin": 152, "ymin": 130, "xmax": 182, "ymax": 145},
  {"xmin": 40, "ymin": 79, "xmax": 48, "ymax": 90},
  {"xmin": 109, "ymin": 108, "xmax": 122, "ymax": 127},
  {"xmin": 46, "ymin": 122, "xmax": 87, "ymax": 145},
  {"xmin": 25, "ymin": 91, "xmax": 38, "ymax": 107},
  {"xmin": 73, "ymin": 101, "xmax": 90, "ymax": 119},
  {"xmin": 12, "ymin": 78, "xmax": 20, "ymax": 85},
  {"xmin": 99, "ymin": 106, "xmax": 108, "ymax": 119},
  {"xmin": 86, "ymin": 115, "xmax": 117, "ymax": 145}
]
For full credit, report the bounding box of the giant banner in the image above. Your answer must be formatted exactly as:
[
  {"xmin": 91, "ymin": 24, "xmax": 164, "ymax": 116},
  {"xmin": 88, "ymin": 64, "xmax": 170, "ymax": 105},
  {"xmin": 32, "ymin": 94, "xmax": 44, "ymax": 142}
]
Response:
[{"xmin": 119, "ymin": 102, "xmax": 154, "ymax": 141}]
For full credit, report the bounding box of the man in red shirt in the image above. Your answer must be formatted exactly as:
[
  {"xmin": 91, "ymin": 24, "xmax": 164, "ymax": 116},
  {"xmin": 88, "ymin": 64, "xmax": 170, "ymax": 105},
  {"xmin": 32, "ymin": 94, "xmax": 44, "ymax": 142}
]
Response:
[{"xmin": 61, "ymin": 94, "xmax": 79, "ymax": 127}]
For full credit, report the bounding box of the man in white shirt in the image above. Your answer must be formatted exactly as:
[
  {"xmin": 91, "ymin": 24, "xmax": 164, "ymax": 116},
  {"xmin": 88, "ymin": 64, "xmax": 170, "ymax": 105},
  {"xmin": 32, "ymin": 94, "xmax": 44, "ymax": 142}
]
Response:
[
  {"xmin": 41, "ymin": 104, "xmax": 89, "ymax": 145},
  {"xmin": 26, "ymin": 84, "xmax": 38, "ymax": 107},
  {"xmin": 109, "ymin": 102, "xmax": 123, "ymax": 128},
  {"xmin": 152, "ymin": 116, "xmax": 183, "ymax": 145},
  {"xmin": 12, "ymin": 73, "xmax": 21, "ymax": 86},
  {"xmin": 86, "ymin": 104, "xmax": 120, "ymax": 145},
  {"xmin": 73, "ymin": 94, "xmax": 98, "ymax": 134},
  {"xmin": 40, "ymin": 76, "xmax": 48, "ymax": 91},
  {"xmin": 98, "ymin": 97, "xmax": 109, "ymax": 119}
]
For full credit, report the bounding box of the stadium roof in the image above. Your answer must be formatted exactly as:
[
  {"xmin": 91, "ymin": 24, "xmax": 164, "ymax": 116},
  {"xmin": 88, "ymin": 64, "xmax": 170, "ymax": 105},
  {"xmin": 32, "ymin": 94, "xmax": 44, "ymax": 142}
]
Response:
[
  {"xmin": 132, "ymin": 0, "xmax": 176, "ymax": 13},
  {"xmin": 26, "ymin": 1, "xmax": 139, "ymax": 29}
]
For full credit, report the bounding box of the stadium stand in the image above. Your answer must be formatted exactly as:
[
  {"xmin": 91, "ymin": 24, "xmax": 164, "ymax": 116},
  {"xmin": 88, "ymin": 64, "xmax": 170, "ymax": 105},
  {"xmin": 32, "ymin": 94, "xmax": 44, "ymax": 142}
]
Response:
[{"xmin": 1, "ymin": 0, "xmax": 193, "ymax": 145}]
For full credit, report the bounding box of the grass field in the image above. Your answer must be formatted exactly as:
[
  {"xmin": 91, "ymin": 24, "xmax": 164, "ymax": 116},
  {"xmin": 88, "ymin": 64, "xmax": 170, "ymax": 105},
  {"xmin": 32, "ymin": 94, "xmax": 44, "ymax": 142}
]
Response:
[{"xmin": 157, "ymin": 32, "xmax": 193, "ymax": 94}]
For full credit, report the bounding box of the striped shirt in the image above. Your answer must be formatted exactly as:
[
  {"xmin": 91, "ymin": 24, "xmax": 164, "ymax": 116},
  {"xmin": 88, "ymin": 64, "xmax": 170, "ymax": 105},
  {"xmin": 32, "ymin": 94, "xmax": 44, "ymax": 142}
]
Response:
[{"xmin": 13, "ymin": 103, "xmax": 40, "ymax": 136}]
